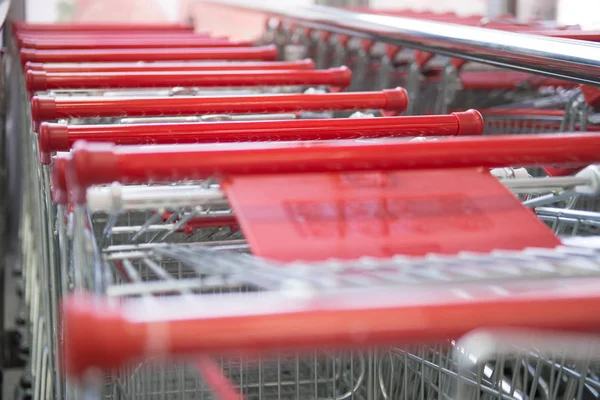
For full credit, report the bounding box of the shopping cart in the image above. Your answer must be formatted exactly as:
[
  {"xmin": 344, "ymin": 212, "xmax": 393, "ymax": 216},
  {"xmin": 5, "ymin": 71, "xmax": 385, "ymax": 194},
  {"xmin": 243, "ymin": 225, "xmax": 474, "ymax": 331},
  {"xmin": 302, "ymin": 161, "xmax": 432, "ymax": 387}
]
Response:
[
  {"xmin": 10, "ymin": 7, "xmax": 600, "ymax": 400},
  {"xmin": 63, "ymin": 245, "xmax": 600, "ymax": 400},
  {"xmin": 56, "ymin": 132, "xmax": 600, "ymax": 400}
]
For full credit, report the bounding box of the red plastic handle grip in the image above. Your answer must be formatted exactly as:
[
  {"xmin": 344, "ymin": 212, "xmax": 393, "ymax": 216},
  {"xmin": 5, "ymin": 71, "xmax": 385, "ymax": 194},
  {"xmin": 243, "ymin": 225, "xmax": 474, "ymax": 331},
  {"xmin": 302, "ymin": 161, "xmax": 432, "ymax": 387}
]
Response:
[
  {"xmin": 51, "ymin": 154, "xmax": 70, "ymax": 205},
  {"xmin": 24, "ymin": 59, "xmax": 315, "ymax": 74},
  {"xmin": 38, "ymin": 108, "xmax": 476, "ymax": 164},
  {"xmin": 19, "ymin": 45, "xmax": 278, "ymax": 66},
  {"xmin": 26, "ymin": 67, "xmax": 351, "ymax": 95},
  {"xmin": 13, "ymin": 22, "xmax": 195, "ymax": 32},
  {"xmin": 63, "ymin": 280, "xmax": 600, "ymax": 377},
  {"xmin": 15, "ymin": 33, "xmax": 213, "ymax": 49},
  {"xmin": 31, "ymin": 87, "xmax": 407, "ymax": 130},
  {"xmin": 20, "ymin": 38, "xmax": 254, "ymax": 50},
  {"xmin": 16, "ymin": 32, "xmax": 211, "ymax": 45},
  {"xmin": 66, "ymin": 131, "xmax": 600, "ymax": 204},
  {"xmin": 17, "ymin": 31, "xmax": 206, "ymax": 38}
]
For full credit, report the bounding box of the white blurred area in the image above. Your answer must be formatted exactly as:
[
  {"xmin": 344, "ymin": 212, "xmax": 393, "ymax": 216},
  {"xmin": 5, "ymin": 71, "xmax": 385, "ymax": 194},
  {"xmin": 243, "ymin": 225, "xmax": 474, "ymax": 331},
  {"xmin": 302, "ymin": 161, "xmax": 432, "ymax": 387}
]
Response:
[{"xmin": 25, "ymin": 0, "xmax": 593, "ymax": 29}]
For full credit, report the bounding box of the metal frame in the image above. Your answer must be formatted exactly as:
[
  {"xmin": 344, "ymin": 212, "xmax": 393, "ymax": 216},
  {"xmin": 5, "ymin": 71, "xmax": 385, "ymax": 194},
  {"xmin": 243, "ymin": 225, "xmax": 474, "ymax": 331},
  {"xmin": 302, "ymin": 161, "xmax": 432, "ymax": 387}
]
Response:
[{"xmin": 203, "ymin": 0, "xmax": 600, "ymax": 86}]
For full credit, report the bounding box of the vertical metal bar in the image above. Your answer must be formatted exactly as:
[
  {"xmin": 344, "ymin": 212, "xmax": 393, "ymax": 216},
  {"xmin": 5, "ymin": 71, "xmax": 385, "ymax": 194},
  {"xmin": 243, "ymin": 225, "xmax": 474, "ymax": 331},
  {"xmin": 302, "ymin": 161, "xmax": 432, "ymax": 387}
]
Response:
[
  {"xmin": 42, "ymin": 164, "xmax": 63, "ymax": 399},
  {"xmin": 487, "ymin": 0, "xmax": 517, "ymax": 18}
]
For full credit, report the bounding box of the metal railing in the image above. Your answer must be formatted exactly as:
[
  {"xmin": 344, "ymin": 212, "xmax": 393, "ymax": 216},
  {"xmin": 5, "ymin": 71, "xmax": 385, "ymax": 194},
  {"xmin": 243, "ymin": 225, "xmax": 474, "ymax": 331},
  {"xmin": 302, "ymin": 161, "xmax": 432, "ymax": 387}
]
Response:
[{"xmin": 203, "ymin": 0, "xmax": 600, "ymax": 86}]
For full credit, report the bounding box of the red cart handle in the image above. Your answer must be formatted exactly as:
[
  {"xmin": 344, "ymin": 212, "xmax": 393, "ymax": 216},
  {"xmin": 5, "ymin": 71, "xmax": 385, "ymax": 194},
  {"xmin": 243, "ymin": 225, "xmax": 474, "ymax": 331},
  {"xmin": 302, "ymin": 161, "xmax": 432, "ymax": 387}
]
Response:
[
  {"xmin": 16, "ymin": 32, "xmax": 212, "ymax": 48},
  {"xmin": 26, "ymin": 67, "xmax": 351, "ymax": 96},
  {"xmin": 13, "ymin": 22, "xmax": 194, "ymax": 33},
  {"xmin": 66, "ymin": 131, "xmax": 599, "ymax": 204},
  {"xmin": 19, "ymin": 45, "xmax": 278, "ymax": 66},
  {"xmin": 31, "ymin": 87, "xmax": 408, "ymax": 130},
  {"xmin": 24, "ymin": 59, "xmax": 315, "ymax": 73},
  {"xmin": 63, "ymin": 278, "xmax": 600, "ymax": 377},
  {"xmin": 38, "ymin": 108, "xmax": 477, "ymax": 164},
  {"xmin": 20, "ymin": 38, "xmax": 254, "ymax": 50},
  {"xmin": 51, "ymin": 154, "xmax": 70, "ymax": 205}
]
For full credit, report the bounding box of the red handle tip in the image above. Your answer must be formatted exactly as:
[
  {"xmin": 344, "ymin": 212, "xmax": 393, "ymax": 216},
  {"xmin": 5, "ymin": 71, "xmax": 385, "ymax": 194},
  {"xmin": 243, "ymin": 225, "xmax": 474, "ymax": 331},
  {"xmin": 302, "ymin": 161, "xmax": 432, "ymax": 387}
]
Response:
[
  {"xmin": 38, "ymin": 122, "xmax": 68, "ymax": 164},
  {"xmin": 26, "ymin": 70, "xmax": 47, "ymax": 93},
  {"xmin": 31, "ymin": 96, "xmax": 57, "ymax": 132},
  {"xmin": 329, "ymin": 66, "xmax": 352, "ymax": 92},
  {"xmin": 454, "ymin": 109, "xmax": 485, "ymax": 136},
  {"xmin": 51, "ymin": 155, "xmax": 69, "ymax": 205},
  {"xmin": 381, "ymin": 87, "xmax": 409, "ymax": 116}
]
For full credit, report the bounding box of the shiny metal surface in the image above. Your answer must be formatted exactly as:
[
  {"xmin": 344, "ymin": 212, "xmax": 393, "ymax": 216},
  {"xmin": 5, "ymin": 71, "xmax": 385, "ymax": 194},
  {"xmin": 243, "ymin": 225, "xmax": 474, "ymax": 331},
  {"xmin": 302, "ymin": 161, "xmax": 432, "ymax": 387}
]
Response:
[{"xmin": 203, "ymin": 0, "xmax": 600, "ymax": 86}]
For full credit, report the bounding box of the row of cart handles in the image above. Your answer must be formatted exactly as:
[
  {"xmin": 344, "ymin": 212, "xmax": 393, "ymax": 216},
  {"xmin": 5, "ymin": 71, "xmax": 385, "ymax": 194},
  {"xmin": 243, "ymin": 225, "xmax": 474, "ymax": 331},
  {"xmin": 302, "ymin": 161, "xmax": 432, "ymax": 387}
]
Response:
[
  {"xmin": 53, "ymin": 132, "xmax": 600, "ymax": 205},
  {"xmin": 14, "ymin": 14, "xmax": 600, "ymax": 396}
]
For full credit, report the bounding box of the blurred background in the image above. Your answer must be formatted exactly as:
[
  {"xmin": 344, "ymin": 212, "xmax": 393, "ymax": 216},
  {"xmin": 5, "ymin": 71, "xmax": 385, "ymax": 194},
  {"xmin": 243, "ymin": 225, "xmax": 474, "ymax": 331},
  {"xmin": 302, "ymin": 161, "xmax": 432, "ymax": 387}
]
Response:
[{"xmin": 23, "ymin": 0, "xmax": 600, "ymax": 31}]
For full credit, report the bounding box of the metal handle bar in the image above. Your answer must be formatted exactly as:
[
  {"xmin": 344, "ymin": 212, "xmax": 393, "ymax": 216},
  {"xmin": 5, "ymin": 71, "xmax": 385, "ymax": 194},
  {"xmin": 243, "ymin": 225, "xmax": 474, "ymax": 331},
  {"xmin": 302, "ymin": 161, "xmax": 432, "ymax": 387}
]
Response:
[
  {"xmin": 23, "ymin": 59, "xmax": 315, "ymax": 74},
  {"xmin": 343, "ymin": 15, "xmax": 562, "ymax": 33},
  {"xmin": 26, "ymin": 67, "xmax": 351, "ymax": 100},
  {"xmin": 12, "ymin": 22, "xmax": 195, "ymax": 33},
  {"xmin": 359, "ymin": 13, "xmax": 587, "ymax": 36},
  {"xmin": 536, "ymin": 207, "xmax": 600, "ymax": 223},
  {"xmin": 312, "ymin": 8, "xmax": 579, "ymax": 31},
  {"xmin": 86, "ymin": 184, "xmax": 226, "ymax": 213},
  {"xmin": 83, "ymin": 173, "xmax": 600, "ymax": 214},
  {"xmin": 20, "ymin": 38, "xmax": 254, "ymax": 50},
  {"xmin": 19, "ymin": 45, "xmax": 278, "ymax": 66},
  {"xmin": 30, "ymin": 87, "xmax": 407, "ymax": 130},
  {"xmin": 62, "ymin": 277, "xmax": 600, "ymax": 378},
  {"xmin": 202, "ymin": 1, "xmax": 600, "ymax": 86},
  {"xmin": 459, "ymin": 71, "xmax": 577, "ymax": 90},
  {"xmin": 39, "ymin": 109, "xmax": 477, "ymax": 164},
  {"xmin": 66, "ymin": 132, "xmax": 600, "ymax": 204}
]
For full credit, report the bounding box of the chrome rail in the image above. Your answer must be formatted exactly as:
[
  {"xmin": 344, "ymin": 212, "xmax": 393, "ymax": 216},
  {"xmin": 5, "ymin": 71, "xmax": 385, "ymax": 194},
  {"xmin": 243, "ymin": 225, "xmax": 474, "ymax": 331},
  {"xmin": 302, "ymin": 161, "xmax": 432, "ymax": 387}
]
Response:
[{"xmin": 203, "ymin": 0, "xmax": 600, "ymax": 86}]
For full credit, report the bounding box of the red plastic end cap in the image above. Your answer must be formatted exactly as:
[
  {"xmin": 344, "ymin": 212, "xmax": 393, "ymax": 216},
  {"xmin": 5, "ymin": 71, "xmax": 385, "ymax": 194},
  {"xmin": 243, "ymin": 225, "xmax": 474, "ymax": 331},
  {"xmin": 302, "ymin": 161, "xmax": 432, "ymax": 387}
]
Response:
[
  {"xmin": 62, "ymin": 295, "xmax": 143, "ymax": 378},
  {"xmin": 25, "ymin": 70, "xmax": 47, "ymax": 94},
  {"xmin": 328, "ymin": 66, "xmax": 352, "ymax": 92},
  {"xmin": 451, "ymin": 58, "xmax": 468, "ymax": 71},
  {"xmin": 70, "ymin": 141, "xmax": 119, "ymax": 204},
  {"xmin": 299, "ymin": 58, "xmax": 315, "ymax": 70},
  {"xmin": 51, "ymin": 155, "xmax": 69, "ymax": 205},
  {"xmin": 19, "ymin": 48, "xmax": 36, "ymax": 67},
  {"xmin": 454, "ymin": 109, "xmax": 485, "ymax": 136},
  {"xmin": 38, "ymin": 123, "xmax": 68, "ymax": 165},
  {"xmin": 24, "ymin": 62, "xmax": 43, "ymax": 71},
  {"xmin": 263, "ymin": 44, "xmax": 279, "ymax": 61},
  {"xmin": 581, "ymin": 85, "xmax": 600, "ymax": 108},
  {"xmin": 381, "ymin": 87, "xmax": 409, "ymax": 116},
  {"xmin": 31, "ymin": 97, "xmax": 57, "ymax": 132}
]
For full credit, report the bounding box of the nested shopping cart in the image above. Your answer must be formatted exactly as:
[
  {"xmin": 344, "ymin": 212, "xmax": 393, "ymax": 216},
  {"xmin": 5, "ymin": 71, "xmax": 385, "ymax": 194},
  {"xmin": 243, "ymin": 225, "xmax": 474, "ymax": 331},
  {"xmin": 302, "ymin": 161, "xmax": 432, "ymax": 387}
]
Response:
[
  {"xmin": 10, "ymin": 4, "xmax": 600, "ymax": 400},
  {"xmin": 58, "ymin": 133, "xmax": 600, "ymax": 400}
]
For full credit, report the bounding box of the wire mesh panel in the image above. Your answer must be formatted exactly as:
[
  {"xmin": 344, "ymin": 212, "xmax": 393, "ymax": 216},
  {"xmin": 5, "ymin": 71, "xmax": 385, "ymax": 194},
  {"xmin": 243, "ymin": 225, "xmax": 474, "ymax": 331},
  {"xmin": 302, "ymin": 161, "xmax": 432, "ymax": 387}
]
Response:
[{"xmin": 62, "ymin": 241, "xmax": 600, "ymax": 399}]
